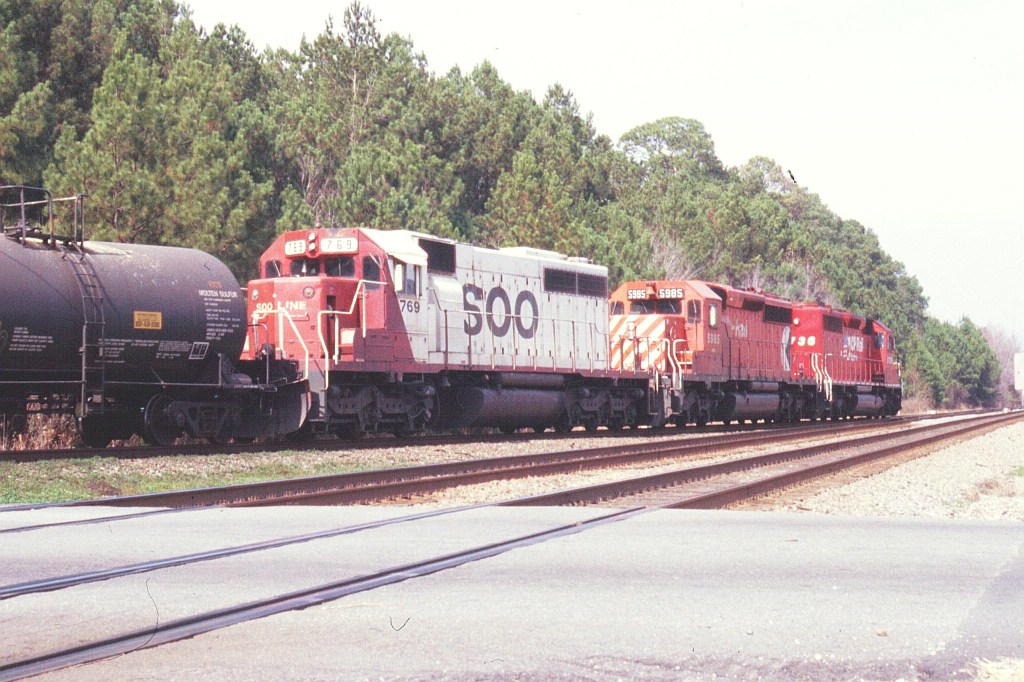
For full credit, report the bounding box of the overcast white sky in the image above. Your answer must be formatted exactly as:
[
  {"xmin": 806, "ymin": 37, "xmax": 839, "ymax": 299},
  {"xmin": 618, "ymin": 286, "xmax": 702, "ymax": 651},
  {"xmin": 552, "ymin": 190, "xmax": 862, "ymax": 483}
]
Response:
[{"xmin": 189, "ymin": 0, "xmax": 1024, "ymax": 341}]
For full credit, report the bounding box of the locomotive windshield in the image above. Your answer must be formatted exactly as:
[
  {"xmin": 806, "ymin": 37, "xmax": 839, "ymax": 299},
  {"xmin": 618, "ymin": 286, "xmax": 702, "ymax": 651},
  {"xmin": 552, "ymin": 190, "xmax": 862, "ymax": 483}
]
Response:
[
  {"xmin": 290, "ymin": 258, "xmax": 320, "ymax": 276},
  {"xmin": 282, "ymin": 256, "xmax": 356, "ymax": 278},
  {"xmin": 629, "ymin": 300, "xmax": 682, "ymax": 314},
  {"xmin": 324, "ymin": 256, "xmax": 355, "ymax": 277}
]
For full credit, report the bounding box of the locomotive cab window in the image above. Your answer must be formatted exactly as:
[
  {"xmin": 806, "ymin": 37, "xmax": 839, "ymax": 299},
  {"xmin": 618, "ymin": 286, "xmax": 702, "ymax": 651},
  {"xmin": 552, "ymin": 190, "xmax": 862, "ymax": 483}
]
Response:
[
  {"xmin": 629, "ymin": 300, "xmax": 655, "ymax": 314},
  {"xmin": 686, "ymin": 300, "xmax": 702, "ymax": 324},
  {"xmin": 264, "ymin": 259, "xmax": 282, "ymax": 278},
  {"xmin": 656, "ymin": 300, "xmax": 681, "ymax": 315},
  {"xmin": 290, "ymin": 258, "xmax": 319, "ymax": 277},
  {"xmin": 324, "ymin": 256, "xmax": 355, "ymax": 278},
  {"xmin": 708, "ymin": 303, "xmax": 719, "ymax": 328},
  {"xmin": 393, "ymin": 260, "xmax": 418, "ymax": 295},
  {"xmin": 610, "ymin": 301, "xmax": 624, "ymax": 315},
  {"xmin": 362, "ymin": 255, "xmax": 382, "ymax": 290}
]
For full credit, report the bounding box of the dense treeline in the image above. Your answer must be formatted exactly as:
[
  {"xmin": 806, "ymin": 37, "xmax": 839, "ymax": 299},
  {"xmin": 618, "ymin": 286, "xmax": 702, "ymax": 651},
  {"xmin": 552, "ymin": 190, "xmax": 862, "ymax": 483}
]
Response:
[{"xmin": 0, "ymin": 1, "xmax": 1010, "ymax": 408}]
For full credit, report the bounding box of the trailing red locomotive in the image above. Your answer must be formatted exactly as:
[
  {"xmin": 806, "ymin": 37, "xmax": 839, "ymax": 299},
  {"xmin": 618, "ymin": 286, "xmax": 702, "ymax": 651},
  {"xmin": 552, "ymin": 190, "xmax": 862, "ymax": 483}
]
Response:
[{"xmin": 608, "ymin": 279, "xmax": 901, "ymax": 426}]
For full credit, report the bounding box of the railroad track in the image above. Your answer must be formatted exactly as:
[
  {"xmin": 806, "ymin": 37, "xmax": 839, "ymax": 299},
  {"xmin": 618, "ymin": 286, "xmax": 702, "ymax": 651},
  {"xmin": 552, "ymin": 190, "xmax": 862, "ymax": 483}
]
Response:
[
  {"xmin": 0, "ymin": 504, "xmax": 644, "ymax": 681},
  {"xmin": 505, "ymin": 410, "xmax": 1023, "ymax": 508},
  {"xmin": 16, "ymin": 416, "xmax": 916, "ymax": 510},
  {"xmin": 0, "ymin": 410, "xmax": 986, "ymax": 463},
  {"xmin": 0, "ymin": 411, "xmax": 1016, "ymax": 680}
]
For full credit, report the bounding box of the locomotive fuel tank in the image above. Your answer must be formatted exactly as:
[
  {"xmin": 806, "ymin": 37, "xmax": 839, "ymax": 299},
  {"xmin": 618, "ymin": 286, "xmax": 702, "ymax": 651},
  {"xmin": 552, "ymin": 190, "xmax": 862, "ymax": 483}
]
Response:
[
  {"xmin": 718, "ymin": 392, "xmax": 782, "ymax": 422},
  {"xmin": 0, "ymin": 236, "xmax": 245, "ymax": 385},
  {"xmin": 450, "ymin": 387, "xmax": 567, "ymax": 430}
]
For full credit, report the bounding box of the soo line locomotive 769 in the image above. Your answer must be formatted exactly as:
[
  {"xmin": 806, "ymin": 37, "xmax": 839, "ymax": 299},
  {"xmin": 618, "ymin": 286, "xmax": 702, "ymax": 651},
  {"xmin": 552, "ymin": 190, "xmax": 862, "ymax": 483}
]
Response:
[{"xmin": 0, "ymin": 186, "xmax": 901, "ymax": 447}]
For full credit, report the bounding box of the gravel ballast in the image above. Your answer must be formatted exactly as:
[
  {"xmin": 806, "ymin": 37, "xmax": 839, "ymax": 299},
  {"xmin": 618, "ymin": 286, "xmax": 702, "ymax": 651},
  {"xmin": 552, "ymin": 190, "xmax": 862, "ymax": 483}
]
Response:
[{"xmin": 779, "ymin": 419, "xmax": 1024, "ymax": 521}]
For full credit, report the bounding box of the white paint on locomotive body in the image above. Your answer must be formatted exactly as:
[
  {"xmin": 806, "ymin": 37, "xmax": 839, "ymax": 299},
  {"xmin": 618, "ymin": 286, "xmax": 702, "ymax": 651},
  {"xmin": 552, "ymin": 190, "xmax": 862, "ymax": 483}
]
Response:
[
  {"xmin": 298, "ymin": 228, "xmax": 612, "ymax": 375},
  {"xmin": 419, "ymin": 238, "xmax": 610, "ymax": 372}
]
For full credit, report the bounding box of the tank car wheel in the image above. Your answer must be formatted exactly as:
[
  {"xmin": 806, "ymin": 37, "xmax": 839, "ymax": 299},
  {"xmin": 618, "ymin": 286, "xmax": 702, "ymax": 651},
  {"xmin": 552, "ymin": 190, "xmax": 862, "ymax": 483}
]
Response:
[
  {"xmin": 78, "ymin": 416, "xmax": 114, "ymax": 448},
  {"xmin": 207, "ymin": 422, "xmax": 234, "ymax": 446},
  {"xmin": 143, "ymin": 394, "xmax": 182, "ymax": 446},
  {"xmin": 532, "ymin": 426, "xmax": 547, "ymax": 434}
]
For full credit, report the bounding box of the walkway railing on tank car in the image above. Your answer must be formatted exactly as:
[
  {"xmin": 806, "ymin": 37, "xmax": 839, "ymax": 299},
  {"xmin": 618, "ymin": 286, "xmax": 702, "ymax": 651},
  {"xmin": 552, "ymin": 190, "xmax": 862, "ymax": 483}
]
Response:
[
  {"xmin": 0, "ymin": 186, "xmax": 87, "ymax": 246},
  {"xmin": 247, "ymin": 321, "xmax": 272, "ymax": 384}
]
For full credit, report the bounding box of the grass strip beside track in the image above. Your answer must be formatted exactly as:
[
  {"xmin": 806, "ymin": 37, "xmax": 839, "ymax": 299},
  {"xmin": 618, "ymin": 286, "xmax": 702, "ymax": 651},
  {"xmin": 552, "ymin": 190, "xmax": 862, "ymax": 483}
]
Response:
[{"xmin": 0, "ymin": 448, "xmax": 416, "ymax": 505}]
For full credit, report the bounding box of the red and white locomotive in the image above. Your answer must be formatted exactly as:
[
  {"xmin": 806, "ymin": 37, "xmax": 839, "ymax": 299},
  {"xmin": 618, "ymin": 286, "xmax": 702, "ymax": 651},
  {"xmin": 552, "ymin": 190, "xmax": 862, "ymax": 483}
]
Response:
[
  {"xmin": 244, "ymin": 229, "xmax": 902, "ymax": 437},
  {"xmin": 243, "ymin": 227, "xmax": 657, "ymax": 436},
  {"xmin": 608, "ymin": 279, "xmax": 902, "ymax": 426}
]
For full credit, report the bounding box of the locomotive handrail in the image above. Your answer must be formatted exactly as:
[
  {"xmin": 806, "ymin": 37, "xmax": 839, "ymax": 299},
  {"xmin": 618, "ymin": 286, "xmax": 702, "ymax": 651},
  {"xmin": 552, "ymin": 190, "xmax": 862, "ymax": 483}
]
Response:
[
  {"xmin": 670, "ymin": 339, "xmax": 688, "ymax": 390},
  {"xmin": 315, "ymin": 278, "xmax": 388, "ymax": 370},
  {"xmin": 247, "ymin": 322, "xmax": 271, "ymax": 384},
  {"xmin": 249, "ymin": 308, "xmax": 310, "ymax": 382}
]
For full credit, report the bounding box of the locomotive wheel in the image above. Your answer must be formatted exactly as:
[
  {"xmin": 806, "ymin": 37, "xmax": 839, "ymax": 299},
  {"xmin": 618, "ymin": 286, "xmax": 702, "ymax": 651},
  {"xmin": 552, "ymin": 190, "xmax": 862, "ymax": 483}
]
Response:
[
  {"xmin": 143, "ymin": 394, "xmax": 182, "ymax": 446},
  {"xmin": 287, "ymin": 419, "xmax": 315, "ymax": 442}
]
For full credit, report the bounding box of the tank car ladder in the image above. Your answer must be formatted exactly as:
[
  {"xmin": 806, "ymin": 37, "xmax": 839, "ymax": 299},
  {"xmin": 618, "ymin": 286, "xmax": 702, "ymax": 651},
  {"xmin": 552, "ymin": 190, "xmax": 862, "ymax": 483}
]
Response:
[{"xmin": 69, "ymin": 246, "xmax": 107, "ymax": 416}]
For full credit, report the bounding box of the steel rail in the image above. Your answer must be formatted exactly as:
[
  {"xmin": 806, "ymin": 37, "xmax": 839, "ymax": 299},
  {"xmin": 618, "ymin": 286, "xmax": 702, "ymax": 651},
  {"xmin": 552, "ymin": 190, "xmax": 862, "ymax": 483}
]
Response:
[
  {"xmin": 0, "ymin": 410, "xmax": 983, "ymax": 463},
  {"xmin": 666, "ymin": 412, "xmax": 1022, "ymax": 509},
  {"xmin": 62, "ymin": 418, "xmax": 912, "ymax": 509},
  {"xmin": 0, "ymin": 506, "xmax": 468, "ymax": 601},
  {"xmin": 0, "ymin": 506, "xmax": 647, "ymax": 682},
  {"xmin": 502, "ymin": 412, "xmax": 1022, "ymax": 508}
]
